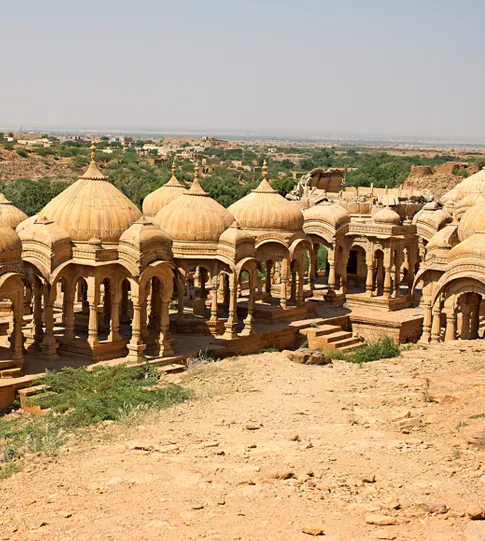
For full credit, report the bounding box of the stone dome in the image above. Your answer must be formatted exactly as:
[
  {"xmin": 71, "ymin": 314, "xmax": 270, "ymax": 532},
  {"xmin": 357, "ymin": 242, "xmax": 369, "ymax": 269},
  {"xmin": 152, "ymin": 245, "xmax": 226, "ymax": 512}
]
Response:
[
  {"xmin": 219, "ymin": 220, "xmax": 254, "ymax": 245},
  {"xmin": 303, "ymin": 201, "xmax": 350, "ymax": 229},
  {"xmin": 38, "ymin": 143, "xmax": 141, "ymax": 244},
  {"xmin": 154, "ymin": 165, "xmax": 234, "ymax": 242},
  {"xmin": 119, "ymin": 216, "xmax": 172, "ymax": 252},
  {"xmin": 142, "ymin": 162, "xmax": 188, "ymax": 218},
  {"xmin": 457, "ymin": 201, "xmax": 485, "ymax": 242},
  {"xmin": 16, "ymin": 214, "xmax": 37, "ymax": 234},
  {"xmin": 448, "ymin": 233, "xmax": 485, "ymax": 262},
  {"xmin": 0, "ymin": 226, "xmax": 22, "ymax": 261},
  {"xmin": 412, "ymin": 203, "xmax": 451, "ymax": 229},
  {"xmin": 372, "ymin": 206, "xmax": 401, "ymax": 225},
  {"xmin": 0, "ymin": 194, "xmax": 28, "ymax": 229},
  {"xmin": 228, "ymin": 163, "xmax": 304, "ymax": 232},
  {"xmin": 18, "ymin": 215, "xmax": 71, "ymax": 247},
  {"xmin": 441, "ymin": 168, "xmax": 485, "ymax": 205}
]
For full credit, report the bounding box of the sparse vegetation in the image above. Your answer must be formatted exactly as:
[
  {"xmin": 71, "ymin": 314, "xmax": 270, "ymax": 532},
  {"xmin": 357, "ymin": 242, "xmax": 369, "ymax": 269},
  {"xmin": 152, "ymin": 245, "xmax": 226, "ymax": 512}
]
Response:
[
  {"xmin": 327, "ymin": 336, "xmax": 400, "ymax": 365},
  {"xmin": 0, "ymin": 364, "xmax": 190, "ymax": 479}
]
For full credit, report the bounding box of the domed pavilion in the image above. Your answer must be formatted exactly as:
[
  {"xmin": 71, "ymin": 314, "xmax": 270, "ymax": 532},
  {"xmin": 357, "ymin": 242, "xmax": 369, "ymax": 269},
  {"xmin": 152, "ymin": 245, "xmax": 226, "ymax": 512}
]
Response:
[{"xmin": 18, "ymin": 141, "xmax": 176, "ymax": 363}]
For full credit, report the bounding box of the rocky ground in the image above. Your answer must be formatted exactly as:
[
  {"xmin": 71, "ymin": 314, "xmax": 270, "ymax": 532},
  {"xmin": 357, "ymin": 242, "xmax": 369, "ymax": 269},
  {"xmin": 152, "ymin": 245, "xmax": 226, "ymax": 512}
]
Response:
[
  {"xmin": 2, "ymin": 341, "xmax": 485, "ymax": 540},
  {"xmin": 0, "ymin": 150, "xmax": 77, "ymax": 183}
]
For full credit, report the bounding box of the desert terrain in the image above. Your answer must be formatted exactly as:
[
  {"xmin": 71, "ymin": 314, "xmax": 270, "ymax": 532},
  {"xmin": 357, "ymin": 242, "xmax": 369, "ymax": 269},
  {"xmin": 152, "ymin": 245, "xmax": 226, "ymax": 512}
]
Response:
[{"xmin": 1, "ymin": 343, "xmax": 485, "ymax": 540}]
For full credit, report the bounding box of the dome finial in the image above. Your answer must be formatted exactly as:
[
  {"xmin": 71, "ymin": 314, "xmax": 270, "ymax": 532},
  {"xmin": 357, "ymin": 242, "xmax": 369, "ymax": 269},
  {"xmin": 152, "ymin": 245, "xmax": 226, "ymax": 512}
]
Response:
[
  {"xmin": 262, "ymin": 160, "xmax": 268, "ymax": 181},
  {"xmin": 194, "ymin": 161, "xmax": 200, "ymax": 181},
  {"xmin": 90, "ymin": 137, "xmax": 97, "ymax": 162},
  {"xmin": 171, "ymin": 158, "xmax": 176, "ymax": 176}
]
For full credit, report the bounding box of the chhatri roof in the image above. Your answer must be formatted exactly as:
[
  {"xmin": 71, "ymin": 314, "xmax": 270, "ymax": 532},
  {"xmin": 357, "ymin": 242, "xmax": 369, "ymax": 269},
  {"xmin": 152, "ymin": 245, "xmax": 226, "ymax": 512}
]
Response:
[
  {"xmin": 142, "ymin": 161, "xmax": 188, "ymax": 218},
  {"xmin": 457, "ymin": 199, "xmax": 485, "ymax": 242},
  {"xmin": 0, "ymin": 194, "xmax": 28, "ymax": 229},
  {"xmin": 228, "ymin": 161, "xmax": 304, "ymax": 232},
  {"xmin": 37, "ymin": 141, "xmax": 141, "ymax": 244},
  {"xmin": 153, "ymin": 163, "xmax": 234, "ymax": 242},
  {"xmin": 441, "ymin": 168, "xmax": 485, "ymax": 205},
  {"xmin": 303, "ymin": 200, "xmax": 350, "ymax": 229},
  {"xmin": 372, "ymin": 206, "xmax": 401, "ymax": 226}
]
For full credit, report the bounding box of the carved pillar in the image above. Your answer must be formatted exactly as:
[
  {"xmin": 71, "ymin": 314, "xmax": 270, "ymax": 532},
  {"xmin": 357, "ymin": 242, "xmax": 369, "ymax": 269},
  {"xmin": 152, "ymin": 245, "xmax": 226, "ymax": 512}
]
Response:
[
  {"xmin": 444, "ymin": 310, "xmax": 457, "ymax": 342},
  {"xmin": 209, "ymin": 278, "xmax": 218, "ymax": 323},
  {"xmin": 241, "ymin": 270, "xmax": 256, "ymax": 336},
  {"xmin": 365, "ymin": 264, "xmax": 374, "ymax": 297},
  {"xmin": 200, "ymin": 270, "xmax": 207, "ymax": 300},
  {"xmin": 102, "ymin": 281, "xmax": 111, "ymax": 335},
  {"xmin": 108, "ymin": 283, "xmax": 121, "ymax": 342},
  {"xmin": 327, "ymin": 256, "xmax": 336, "ymax": 296},
  {"xmin": 33, "ymin": 280, "xmax": 44, "ymax": 346},
  {"xmin": 11, "ymin": 295, "xmax": 24, "ymax": 366},
  {"xmin": 420, "ymin": 298, "xmax": 432, "ymax": 343},
  {"xmin": 430, "ymin": 304, "xmax": 442, "ymax": 343},
  {"xmin": 224, "ymin": 274, "xmax": 238, "ymax": 339},
  {"xmin": 280, "ymin": 259, "xmax": 289, "ymax": 309},
  {"xmin": 309, "ymin": 243, "xmax": 317, "ymax": 292},
  {"xmin": 383, "ymin": 267, "xmax": 392, "ymax": 299},
  {"xmin": 393, "ymin": 257, "xmax": 401, "ymax": 299},
  {"xmin": 158, "ymin": 297, "xmax": 174, "ymax": 356},
  {"xmin": 127, "ymin": 286, "xmax": 146, "ymax": 361},
  {"xmin": 296, "ymin": 270, "xmax": 305, "ymax": 306},
  {"xmin": 87, "ymin": 277, "xmax": 100, "ymax": 347},
  {"xmin": 42, "ymin": 284, "xmax": 59, "ymax": 359}
]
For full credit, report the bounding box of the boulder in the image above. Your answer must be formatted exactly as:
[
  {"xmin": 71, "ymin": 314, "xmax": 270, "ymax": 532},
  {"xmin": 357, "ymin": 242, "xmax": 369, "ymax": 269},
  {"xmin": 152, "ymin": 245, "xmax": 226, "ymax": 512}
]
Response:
[{"xmin": 283, "ymin": 348, "xmax": 331, "ymax": 366}]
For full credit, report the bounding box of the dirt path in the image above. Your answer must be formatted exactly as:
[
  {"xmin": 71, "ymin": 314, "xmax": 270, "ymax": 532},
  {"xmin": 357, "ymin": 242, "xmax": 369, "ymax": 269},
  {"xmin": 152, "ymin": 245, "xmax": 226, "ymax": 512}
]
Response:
[{"xmin": 2, "ymin": 342, "xmax": 485, "ymax": 540}]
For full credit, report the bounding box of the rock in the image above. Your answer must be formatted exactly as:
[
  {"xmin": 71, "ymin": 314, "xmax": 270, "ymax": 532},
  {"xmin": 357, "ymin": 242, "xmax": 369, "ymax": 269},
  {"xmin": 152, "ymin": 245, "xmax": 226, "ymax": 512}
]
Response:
[
  {"xmin": 300, "ymin": 523, "xmax": 325, "ymax": 536},
  {"xmin": 267, "ymin": 470, "xmax": 295, "ymax": 480},
  {"xmin": 289, "ymin": 434, "xmax": 301, "ymax": 442},
  {"xmin": 465, "ymin": 522, "xmax": 485, "ymax": 541},
  {"xmin": 244, "ymin": 423, "xmax": 262, "ymax": 431},
  {"xmin": 316, "ymin": 484, "xmax": 332, "ymax": 492},
  {"xmin": 191, "ymin": 503, "xmax": 204, "ymax": 510},
  {"xmin": 283, "ymin": 348, "xmax": 331, "ymax": 366},
  {"xmin": 381, "ymin": 497, "xmax": 401, "ymax": 510},
  {"xmin": 236, "ymin": 479, "xmax": 256, "ymax": 486},
  {"xmin": 468, "ymin": 506, "xmax": 485, "ymax": 520},
  {"xmin": 419, "ymin": 501, "xmax": 448, "ymax": 515},
  {"xmin": 392, "ymin": 417, "xmax": 421, "ymax": 431},
  {"xmin": 365, "ymin": 514, "xmax": 398, "ymax": 526},
  {"xmin": 362, "ymin": 474, "xmax": 376, "ymax": 483}
]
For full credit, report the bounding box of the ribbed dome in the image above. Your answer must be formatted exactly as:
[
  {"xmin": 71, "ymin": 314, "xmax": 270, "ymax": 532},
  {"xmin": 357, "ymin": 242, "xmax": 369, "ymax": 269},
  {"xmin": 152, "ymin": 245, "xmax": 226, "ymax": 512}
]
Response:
[
  {"xmin": 457, "ymin": 201, "xmax": 485, "ymax": 241},
  {"xmin": 39, "ymin": 145, "xmax": 141, "ymax": 244},
  {"xmin": 219, "ymin": 220, "xmax": 254, "ymax": 245},
  {"xmin": 228, "ymin": 165, "xmax": 303, "ymax": 232},
  {"xmin": 448, "ymin": 233, "xmax": 485, "ymax": 262},
  {"xmin": 441, "ymin": 168, "xmax": 485, "ymax": 204},
  {"xmin": 153, "ymin": 165, "xmax": 234, "ymax": 242},
  {"xmin": 16, "ymin": 214, "xmax": 37, "ymax": 234},
  {"xmin": 0, "ymin": 194, "xmax": 28, "ymax": 229},
  {"xmin": 412, "ymin": 205, "xmax": 451, "ymax": 229},
  {"xmin": 0, "ymin": 226, "xmax": 22, "ymax": 259},
  {"xmin": 142, "ymin": 163, "xmax": 188, "ymax": 218},
  {"xmin": 372, "ymin": 206, "xmax": 401, "ymax": 225},
  {"xmin": 303, "ymin": 201, "xmax": 350, "ymax": 229},
  {"xmin": 119, "ymin": 216, "xmax": 172, "ymax": 251}
]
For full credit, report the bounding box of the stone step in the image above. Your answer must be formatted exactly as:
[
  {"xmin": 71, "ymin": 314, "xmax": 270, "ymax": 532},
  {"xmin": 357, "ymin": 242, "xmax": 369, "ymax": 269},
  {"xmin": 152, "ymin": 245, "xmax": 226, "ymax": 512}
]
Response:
[
  {"xmin": 323, "ymin": 330, "xmax": 353, "ymax": 344},
  {"xmin": 306, "ymin": 324, "xmax": 342, "ymax": 338},
  {"xmin": 17, "ymin": 384, "xmax": 48, "ymax": 397},
  {"xmin": 332, "ymin": 336, "xmax": 363, "ymax": 348},
  {"xmin": 289, "ymin": 318, "xmax": 326, "ymax": 331},
  {"xmin": 0, "ymin": 367, "xmax": 22, "ymax": 379},
  {"xmin": 0, "ymin": 360, "xmax": 19, "ymax": 370},
  {"xmin": 157, "ymin": 363, "xmax": 186, "ymax": 375},
  {"xmin": 338, "ymin": 342, "xmax": 366, "ymax": 352}
]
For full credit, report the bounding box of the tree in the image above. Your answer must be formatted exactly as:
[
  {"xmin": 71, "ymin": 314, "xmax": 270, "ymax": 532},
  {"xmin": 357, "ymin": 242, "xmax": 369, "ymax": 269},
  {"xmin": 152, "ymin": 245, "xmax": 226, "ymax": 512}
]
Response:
[{"xmin": 271, "ymin": 177, "xmax": 294, "ymax": 197}]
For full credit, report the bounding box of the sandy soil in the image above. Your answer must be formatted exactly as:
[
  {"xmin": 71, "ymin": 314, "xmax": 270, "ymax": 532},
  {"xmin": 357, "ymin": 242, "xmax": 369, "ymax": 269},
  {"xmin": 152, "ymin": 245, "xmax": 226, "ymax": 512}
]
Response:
[{"xmin": 2, "ymin": 342, "xmax": 485, "ymax": 541}]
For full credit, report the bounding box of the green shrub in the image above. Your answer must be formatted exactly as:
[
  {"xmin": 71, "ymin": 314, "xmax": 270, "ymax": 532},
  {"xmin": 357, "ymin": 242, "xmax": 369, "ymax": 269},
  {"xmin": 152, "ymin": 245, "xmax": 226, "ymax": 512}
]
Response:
[
  {"xmin": 328, "ymin": 336, "xmax": 400, "ymax": 365},
  {"xmin": 33, "ymin": 363, "xmax": 190, "ymax": 428},
  {"xmin": 15, "ymin": 148, "xmax": 29, "ymax": 158}
]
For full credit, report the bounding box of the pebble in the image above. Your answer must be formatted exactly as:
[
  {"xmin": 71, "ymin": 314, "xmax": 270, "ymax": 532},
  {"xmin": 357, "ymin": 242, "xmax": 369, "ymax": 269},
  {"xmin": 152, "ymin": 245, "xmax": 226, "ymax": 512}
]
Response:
[{"xmin": 419, "ymin": 501, "xmax": 448, "ymax": 515}]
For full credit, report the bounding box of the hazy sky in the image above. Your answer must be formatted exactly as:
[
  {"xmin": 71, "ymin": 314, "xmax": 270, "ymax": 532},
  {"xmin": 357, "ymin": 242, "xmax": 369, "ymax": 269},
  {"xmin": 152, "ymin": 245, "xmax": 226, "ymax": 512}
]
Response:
[{"xmin": 1, "ymin": 0, "xmax": 484, "ymax": 139}]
